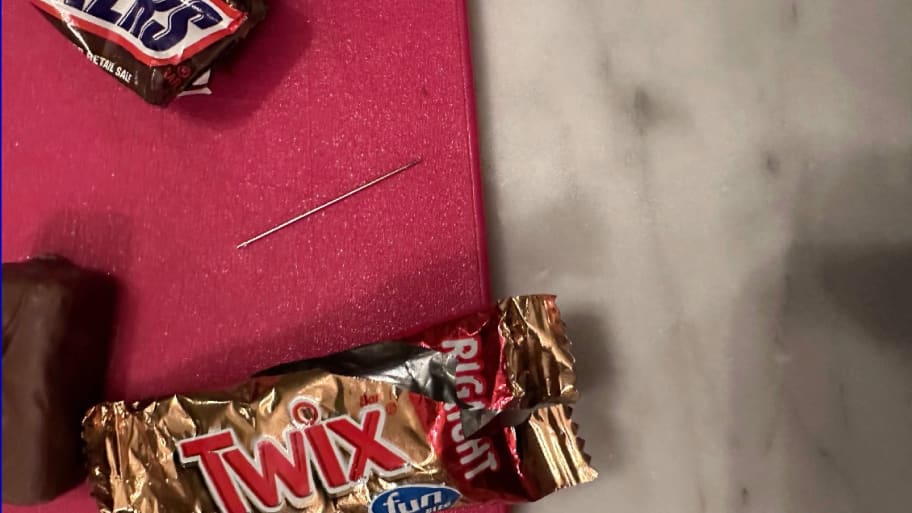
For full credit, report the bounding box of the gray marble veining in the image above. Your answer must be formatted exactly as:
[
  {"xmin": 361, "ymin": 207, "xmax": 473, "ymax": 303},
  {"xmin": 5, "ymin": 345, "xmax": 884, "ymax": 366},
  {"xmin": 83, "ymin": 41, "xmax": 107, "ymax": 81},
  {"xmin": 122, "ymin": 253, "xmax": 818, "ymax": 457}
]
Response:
[{"xmin": 469, "ymin": 1, "xmax": 912, "ymax": 512}]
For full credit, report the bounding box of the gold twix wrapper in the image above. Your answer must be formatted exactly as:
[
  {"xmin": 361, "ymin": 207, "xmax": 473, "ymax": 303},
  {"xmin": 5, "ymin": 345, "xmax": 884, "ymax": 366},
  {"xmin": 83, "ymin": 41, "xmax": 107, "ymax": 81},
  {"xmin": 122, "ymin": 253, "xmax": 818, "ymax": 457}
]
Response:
[{"xmin": 83, "ymin": 296, "xmax": 597, "ymax": 513}]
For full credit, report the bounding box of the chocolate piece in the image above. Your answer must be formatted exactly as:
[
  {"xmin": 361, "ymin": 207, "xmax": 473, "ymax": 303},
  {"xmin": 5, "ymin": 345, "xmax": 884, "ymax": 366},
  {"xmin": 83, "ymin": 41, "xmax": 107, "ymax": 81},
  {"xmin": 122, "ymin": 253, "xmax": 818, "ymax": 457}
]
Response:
[
  {"xmin": 83, "ymin": 296, "xmax": 596, "ymax": 513},
  {"xmin": 2, "ymin": 257, "xmax": 117, "ymax": 505},
  {"xmin": 32, "ymin": 0, "xmax": 267, "ymax": 105}
]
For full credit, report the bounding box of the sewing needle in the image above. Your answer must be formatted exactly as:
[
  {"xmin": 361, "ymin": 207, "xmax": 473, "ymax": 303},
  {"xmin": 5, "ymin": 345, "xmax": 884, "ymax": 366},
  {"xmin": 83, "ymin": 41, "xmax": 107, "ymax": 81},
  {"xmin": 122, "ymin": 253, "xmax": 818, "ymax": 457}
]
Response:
[{"xmin": 236, "ymin": 157, "xmax": 423, "ymax": 249}]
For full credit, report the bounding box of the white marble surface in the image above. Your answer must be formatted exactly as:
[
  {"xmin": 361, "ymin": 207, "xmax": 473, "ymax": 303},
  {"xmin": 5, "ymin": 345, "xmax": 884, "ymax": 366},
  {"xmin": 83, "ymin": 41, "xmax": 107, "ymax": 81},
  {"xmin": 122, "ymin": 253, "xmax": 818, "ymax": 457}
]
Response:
[{"xmin": 468, "ymin": 1, "xmax": 912, "ymax": 512}]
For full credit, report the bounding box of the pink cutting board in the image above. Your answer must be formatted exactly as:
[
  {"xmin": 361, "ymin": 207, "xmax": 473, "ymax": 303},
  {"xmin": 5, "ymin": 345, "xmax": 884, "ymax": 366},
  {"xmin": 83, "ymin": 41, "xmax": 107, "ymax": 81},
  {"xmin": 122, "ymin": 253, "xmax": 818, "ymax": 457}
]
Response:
[{"xmin": 1, "ymin": 1, "xmax": 502, "ymax": 512}]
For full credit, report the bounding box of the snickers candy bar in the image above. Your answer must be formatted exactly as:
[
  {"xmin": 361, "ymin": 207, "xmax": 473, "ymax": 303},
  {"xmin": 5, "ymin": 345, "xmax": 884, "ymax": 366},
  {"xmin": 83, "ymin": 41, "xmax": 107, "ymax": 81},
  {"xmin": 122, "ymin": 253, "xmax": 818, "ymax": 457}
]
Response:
[
  {"xmin": 83, "ymin": 296, "xmax": 597, "ymax": 513},
  {"xmin": 32, "ymin": 0, "xmax": 267, "ymax": 105},
  {"xmin": 2, "ymin": 257, "xmax": 117, "ymax": 505}
]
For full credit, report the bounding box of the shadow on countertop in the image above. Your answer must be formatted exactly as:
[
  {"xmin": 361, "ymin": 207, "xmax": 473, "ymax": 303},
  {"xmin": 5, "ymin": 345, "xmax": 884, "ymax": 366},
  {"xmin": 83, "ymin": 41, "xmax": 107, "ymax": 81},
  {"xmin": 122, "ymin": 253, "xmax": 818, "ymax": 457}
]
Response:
[
  {"xmin": 468, "ymin": 0, "xmax": 624, "ymax": 482},
  {"xmin": 728, "ymin": 146, "xmax": 912, "ymax": 513},
  {"xmin": 821, "ymin": 243, "xmax": 912, "ymax": 347}
]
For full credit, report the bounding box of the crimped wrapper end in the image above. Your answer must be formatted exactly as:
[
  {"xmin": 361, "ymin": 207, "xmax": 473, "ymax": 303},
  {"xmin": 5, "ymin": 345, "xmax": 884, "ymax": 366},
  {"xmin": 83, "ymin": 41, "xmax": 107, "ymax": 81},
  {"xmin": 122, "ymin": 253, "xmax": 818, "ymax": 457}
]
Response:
[
  {"xmin": 496, "ymin": 295, "xmax": 580, "ymax": 409},
  {"xmin": 82, "ymin": 403, "xmax": 115, "ymax": 513},
  {"xmin": 517, "ymin": 405, "xmax": 598, "ymax": 500}
]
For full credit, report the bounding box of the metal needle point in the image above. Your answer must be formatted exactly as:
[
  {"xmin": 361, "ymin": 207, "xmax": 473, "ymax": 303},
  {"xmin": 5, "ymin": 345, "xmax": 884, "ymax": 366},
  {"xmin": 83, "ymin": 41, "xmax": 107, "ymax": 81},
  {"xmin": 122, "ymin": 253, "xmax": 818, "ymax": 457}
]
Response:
[{"xmin": 236, "ymin": 157, "xmax": 423, "ymax": 249}]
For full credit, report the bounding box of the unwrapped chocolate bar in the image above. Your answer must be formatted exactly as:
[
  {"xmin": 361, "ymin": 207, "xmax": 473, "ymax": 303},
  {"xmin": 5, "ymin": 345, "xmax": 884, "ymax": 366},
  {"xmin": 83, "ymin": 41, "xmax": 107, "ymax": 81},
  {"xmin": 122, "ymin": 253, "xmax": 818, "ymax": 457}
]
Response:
[
  {"xmin": 83, "ymin": 296, "xmax": 596, "ymax": 513},
  {"xmin": 32, "ymin": 0, "xmax": 267, "ymax": 104},
  {"xmin": 2, "ymin": 257, "xmax": 117, "ymax": 505}
]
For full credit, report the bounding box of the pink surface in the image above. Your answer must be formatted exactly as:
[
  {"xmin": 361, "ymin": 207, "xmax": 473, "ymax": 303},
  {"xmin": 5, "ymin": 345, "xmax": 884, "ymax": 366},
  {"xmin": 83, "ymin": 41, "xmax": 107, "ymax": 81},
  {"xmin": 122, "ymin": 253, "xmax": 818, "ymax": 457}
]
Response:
[{"xmin": 2, "ymin": 1, "xmax": 502, "ymax": 512}]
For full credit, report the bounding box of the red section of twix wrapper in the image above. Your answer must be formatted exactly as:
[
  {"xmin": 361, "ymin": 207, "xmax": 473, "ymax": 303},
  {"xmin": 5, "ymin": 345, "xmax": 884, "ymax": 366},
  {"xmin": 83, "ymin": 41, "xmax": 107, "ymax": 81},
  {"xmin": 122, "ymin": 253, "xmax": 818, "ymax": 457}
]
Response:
[
  {"xmin": 83, "ymin": 296, "xmax": 596, "ymax": 513},
  {"xmin": 412, "ymin": 295, "xmax": 579, "ymax": 423},
  {"xmin": 403, "ymin": 296, "xmax": 582, "ymax": 499}
]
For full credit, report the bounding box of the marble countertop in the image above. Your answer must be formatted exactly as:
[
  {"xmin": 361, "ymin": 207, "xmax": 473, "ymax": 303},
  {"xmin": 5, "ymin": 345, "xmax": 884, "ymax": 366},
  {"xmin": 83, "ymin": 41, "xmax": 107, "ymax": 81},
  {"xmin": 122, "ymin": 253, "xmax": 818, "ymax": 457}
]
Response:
[{"xmin": 468, "ymin": 1, "xmax": 912, "ymax": 512}]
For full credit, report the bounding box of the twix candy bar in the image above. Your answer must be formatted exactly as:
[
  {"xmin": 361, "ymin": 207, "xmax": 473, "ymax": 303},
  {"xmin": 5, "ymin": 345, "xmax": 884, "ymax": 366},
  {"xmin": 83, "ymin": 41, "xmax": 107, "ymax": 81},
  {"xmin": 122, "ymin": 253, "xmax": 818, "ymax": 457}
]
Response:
[{"xmin": 83, "ymin": 296, "xmax": 596, "ymax": 513}]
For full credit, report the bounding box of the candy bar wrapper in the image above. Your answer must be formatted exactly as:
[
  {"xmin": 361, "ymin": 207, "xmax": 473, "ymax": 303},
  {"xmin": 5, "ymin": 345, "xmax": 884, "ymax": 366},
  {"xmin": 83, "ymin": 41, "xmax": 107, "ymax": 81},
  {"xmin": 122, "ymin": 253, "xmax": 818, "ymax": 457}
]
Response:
[
  {"xmin": 262, "ymin": 295, "xmax": 580, "ymax": 436},
  {"xmin": 32, "ymin": 0, "xmax": 267, "ymax": 104},
  {"xmin": 83, "ymin": 296, "xmax": 596, "ymax": 513}
]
